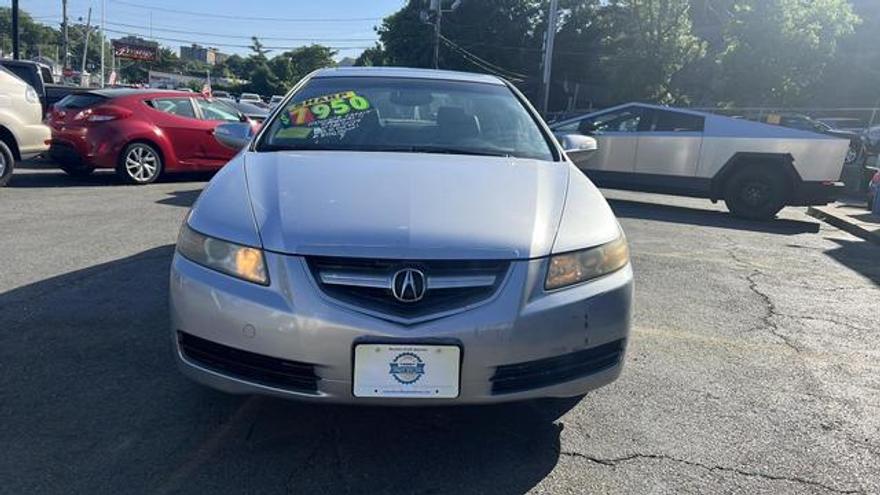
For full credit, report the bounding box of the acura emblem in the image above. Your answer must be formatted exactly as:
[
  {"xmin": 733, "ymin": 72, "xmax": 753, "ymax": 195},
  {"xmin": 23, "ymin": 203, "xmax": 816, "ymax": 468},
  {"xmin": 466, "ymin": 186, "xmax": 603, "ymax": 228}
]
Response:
[{"xmin": 391, "ymin": 268, "xmax": 427, "ymax": 303}]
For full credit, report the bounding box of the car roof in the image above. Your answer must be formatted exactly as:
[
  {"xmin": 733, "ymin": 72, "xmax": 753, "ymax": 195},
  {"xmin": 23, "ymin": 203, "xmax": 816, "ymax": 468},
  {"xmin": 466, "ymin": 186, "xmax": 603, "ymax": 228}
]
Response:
[
  {"xmin": 87, "ymin": 88, "xmax": 199, "ymax": 99},
  {"xmin": 311, "ymin": 66, "xmax": 506, "ymax": 86}
]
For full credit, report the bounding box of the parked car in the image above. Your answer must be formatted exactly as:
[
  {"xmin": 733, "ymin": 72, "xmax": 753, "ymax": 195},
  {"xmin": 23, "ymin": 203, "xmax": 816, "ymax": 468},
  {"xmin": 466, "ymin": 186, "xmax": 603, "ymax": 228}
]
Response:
[
  {"xmin": 0, "ymin": 65, "xmax": 51, "ymax": 186},
  {"xmin": 0, "ymin": 59, "xmax": 87, "ymax": 116},
  {"xmin": 761, "ymin": 113, "xmax": 865, "ymax": 166},
  {"xmin": 223, "ymin": 99, "xmax": 269, "ymax": 124},
  {"xmin": 47, "ymin": 88, "xmax": 255, "ymax": 184},
  {"xmin": 268, "ymin": 94, "xmax": 285, "ymax": 107},
  {"xmin": 212, "ymin": 90, "xmax": 232, "ymax": 100},
  {"xmin": 816, "ymin": 117, "xmax": 864, "ymax": 133},
  {"xmin": 551, "ymin": 103, "xmax": 849, "ymax": 219},
  {"xmin": 868, "ymin": 169, "xmax": 880, "ymax": 210},
  {"xmin": 238, "ymin": 92, "xmax": 262, "ymax": 103},
  {"xmin": 171, "ymin": 67, "xmax": 630, "ymax": 405}
]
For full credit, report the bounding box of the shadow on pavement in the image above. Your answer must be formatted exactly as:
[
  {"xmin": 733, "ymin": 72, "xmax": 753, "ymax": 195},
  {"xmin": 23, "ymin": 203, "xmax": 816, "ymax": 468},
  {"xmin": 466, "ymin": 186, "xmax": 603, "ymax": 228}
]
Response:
[
  {"xmin": 823, "ymin": 237, "xmax": 880, "ymax": 287},
  {"xmin": 0, "ymin": 246, "xmax": 564, "ymax": 494},
  {"xmin": 609, "ymin": 198, "xmax": 820, "ymax": 235},
  {"xmin": 157, "ymin": 188, "xmax": 203, "ymax": 208},
  {"xmin": 8, "ymin": 169, "xmax": 213, "ymax": 188}
]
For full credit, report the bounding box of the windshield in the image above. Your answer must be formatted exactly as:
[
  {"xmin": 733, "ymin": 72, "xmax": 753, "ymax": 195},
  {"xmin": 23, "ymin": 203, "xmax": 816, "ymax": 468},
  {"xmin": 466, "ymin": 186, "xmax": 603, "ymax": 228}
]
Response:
[{"xmin": 257, "ymin": 76, "xmax": 556, "ymax": 161}]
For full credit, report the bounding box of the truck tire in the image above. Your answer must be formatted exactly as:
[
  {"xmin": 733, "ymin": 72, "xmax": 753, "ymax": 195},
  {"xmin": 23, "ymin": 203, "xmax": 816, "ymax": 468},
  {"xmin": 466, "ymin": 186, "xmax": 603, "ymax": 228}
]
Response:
[
  {"xmin": 0, "ymin": 139, "xmax": 14, "ymax": 187},
  {"xmin": 844, "ymin": 142, "xmax": 864, "ymax": 166},
  {"xmin": 723, "ymin": 166, "xmax": 788, "ymax": 220}
]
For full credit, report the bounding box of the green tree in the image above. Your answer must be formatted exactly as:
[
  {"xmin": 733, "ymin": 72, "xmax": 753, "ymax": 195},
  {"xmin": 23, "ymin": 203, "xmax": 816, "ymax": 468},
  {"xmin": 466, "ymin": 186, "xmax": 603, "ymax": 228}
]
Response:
[
  {"xmin": 599, "ymin": 0, "xmax": 706, "ymax": 104},
  {"xmin": 718, "ymin": 0, "xmax": 859, "ymax": 106}
]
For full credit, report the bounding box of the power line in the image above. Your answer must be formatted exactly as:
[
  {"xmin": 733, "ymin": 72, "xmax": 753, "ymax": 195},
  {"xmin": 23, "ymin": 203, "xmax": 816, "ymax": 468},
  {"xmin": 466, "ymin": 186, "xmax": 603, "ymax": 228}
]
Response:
[
  {"xmin": 101, "ymin": 27, "xmax": 372, "ymax": 50},
  {"xmin": 108, "ymin": 0, "xmax": 382, "ymax": 23},
  {"xmin": 102, "ymin": 19, "xmax": 376, "ymax": 42},
  {"xmin": 440, "ymin": 34, "xmax": 528, "ymax": 80}
]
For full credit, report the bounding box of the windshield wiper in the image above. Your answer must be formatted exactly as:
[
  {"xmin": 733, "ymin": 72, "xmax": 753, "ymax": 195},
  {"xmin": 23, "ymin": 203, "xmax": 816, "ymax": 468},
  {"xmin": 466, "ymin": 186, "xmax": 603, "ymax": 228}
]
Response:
[{"xmin": 405, "ymin": 145, "xmax": 511, "ymax": 157}]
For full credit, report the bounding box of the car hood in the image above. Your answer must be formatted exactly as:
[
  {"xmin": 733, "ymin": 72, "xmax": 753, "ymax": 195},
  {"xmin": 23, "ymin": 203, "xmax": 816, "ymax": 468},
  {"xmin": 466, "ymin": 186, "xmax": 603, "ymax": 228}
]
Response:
[{"xmin": 243, "ymin": 151, "xmax": 569, "ymax": 260}]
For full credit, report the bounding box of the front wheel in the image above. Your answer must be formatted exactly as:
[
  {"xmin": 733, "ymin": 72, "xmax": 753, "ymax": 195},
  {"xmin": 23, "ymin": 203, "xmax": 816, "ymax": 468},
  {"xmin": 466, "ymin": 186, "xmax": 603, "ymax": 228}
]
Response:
[
  {"xmin": 844, "ymin": 142, "xmax": 864, "ymax": 166},
  {"xmin": 117, "ymin": 142, "xmax": 162, "ymax": 184},
  {"xmin": 0, "ymin": 140, "xmax": 14, "ymax": 187},
  {"xmin": 723, "ymin": 166, "xmax": 789, "ymax": 220}
]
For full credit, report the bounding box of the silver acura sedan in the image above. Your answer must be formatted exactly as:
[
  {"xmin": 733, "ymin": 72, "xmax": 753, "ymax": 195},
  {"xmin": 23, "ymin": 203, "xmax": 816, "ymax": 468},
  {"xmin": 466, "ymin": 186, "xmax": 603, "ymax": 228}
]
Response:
[{"xmin": 170, "ymin": 67, "xmax": 633, "ymax": 405}]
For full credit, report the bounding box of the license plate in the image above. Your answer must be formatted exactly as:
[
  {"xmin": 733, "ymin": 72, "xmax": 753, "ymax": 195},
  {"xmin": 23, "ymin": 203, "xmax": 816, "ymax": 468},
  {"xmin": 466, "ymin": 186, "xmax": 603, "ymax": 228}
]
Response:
[{"xmin": 353, "ymin": 344, "xmax": 461, "ymax": 398}]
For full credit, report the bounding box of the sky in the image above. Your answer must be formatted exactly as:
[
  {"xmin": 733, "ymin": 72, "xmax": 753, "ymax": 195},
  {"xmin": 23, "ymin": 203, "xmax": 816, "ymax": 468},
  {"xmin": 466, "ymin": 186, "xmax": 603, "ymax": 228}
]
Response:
[{"xmin": 3, "ymin": 0, "xmax": 406, "ymax": 60}]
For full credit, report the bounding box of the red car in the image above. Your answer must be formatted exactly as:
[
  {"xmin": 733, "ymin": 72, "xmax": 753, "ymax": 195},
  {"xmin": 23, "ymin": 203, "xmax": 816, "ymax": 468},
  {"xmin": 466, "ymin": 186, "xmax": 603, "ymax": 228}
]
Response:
[{"xmin": 48, "ymin": 89, "xmax": 256, "ymax": 184}]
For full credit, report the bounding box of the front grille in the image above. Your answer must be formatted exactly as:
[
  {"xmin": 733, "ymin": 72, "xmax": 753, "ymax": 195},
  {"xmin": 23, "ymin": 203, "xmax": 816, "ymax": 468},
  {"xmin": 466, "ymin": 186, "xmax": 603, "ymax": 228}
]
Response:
[
  {"xmin": 177, "ymin": 332, "xmax": 319, "ymax": 394},
  {"xmin": 307, "ymin": 256, "xmax": 510, "ymax": 322},
  {"xmin": 490, "ymin": 339, "xmax": 625, "ymax": 395}
]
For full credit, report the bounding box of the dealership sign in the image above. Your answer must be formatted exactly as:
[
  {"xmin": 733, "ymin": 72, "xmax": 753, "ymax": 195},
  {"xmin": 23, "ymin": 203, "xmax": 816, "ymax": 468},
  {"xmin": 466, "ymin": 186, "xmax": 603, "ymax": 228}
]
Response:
[{"xmin": 112, "ymin": 39, "xmax": 159, "ymax": 61}]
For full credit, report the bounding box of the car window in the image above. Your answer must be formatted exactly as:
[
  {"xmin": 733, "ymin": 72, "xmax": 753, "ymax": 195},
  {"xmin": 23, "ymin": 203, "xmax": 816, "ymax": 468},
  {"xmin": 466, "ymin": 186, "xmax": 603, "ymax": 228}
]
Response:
[
  {"xmin": 148, "ymin": 98, "xmax": 197, "ymax": 119},
  {"xmin": 259, "ymin": 76, "xmax": 556, "ymax": 161},
  {"xmin": 39, "ymin": 66, "xmax": 53, "ymax": 84},
  {"xmin": 651, "ymin": 110, "xmax": 704, "ymax": 132},
  {"xmin": 57, "ymin": 93, "xmax": 108, "ymax": 109},
  {"xmin": 5, "ymin": 65, "xmax": 39, "ymax": 90},
  {"xmin": 582, "ymin": 107, "xmax": 644, "ymax": 133},
  {"xmin": 196, "ymin": 98, "xmax": 241, "ymax": 121}
]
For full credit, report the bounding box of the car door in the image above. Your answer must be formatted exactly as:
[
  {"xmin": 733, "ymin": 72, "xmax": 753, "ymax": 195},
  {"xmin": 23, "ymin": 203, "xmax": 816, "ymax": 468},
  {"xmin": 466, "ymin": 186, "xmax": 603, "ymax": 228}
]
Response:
[
  {"xmin": 193, "ymin": 97, "xmax": 245, "ymax": 167},
  {"xmin": 634, "ymin": 108, "xmax": 704, "ymax": 176},
  {"xmin": 556, "ymin": 105, "xmax": 645, "ymax": 172},
  {"xmin": 145, "ymin": 97, "xmax": 212, "ymax": 167}
]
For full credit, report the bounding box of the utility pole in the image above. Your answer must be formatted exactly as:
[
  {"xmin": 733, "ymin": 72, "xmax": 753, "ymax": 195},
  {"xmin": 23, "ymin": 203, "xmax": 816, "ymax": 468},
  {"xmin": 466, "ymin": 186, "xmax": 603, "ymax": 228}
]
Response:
[
  {"xmin": 100, "ymin": 0, "xmax": 106, "ymax": 87},
  {"xmin": 81, "ymin": 8, "xmax": 92, "ymax": 78},
  {"xmin": 431, "ymin": 0, "xmax": 442, "ymax": 69},
  {"xmin": 11, "ymin": 0, "xmax": 20, "ymax": 59},
  {"xmin": 62, "ymin": 0, "xmax": 70, "ymax": 69},
  {"xmin": 540, "ymin": 0, "xmax": 559, "ymax": 115}
]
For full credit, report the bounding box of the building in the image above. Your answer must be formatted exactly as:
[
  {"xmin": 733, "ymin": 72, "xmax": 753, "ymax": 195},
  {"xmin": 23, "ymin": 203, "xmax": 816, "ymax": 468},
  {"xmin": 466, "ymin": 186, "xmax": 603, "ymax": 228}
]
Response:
[{"xmin": 180, "ymin": 44, "xmax": 228, "ymax": 66}]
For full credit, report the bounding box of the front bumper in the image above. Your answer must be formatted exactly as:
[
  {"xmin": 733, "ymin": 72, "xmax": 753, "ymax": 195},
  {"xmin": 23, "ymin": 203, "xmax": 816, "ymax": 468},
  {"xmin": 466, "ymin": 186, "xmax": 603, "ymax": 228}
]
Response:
[{"xmin": 170, "ymin": 252, "xmax": 633, "ymax": 405}]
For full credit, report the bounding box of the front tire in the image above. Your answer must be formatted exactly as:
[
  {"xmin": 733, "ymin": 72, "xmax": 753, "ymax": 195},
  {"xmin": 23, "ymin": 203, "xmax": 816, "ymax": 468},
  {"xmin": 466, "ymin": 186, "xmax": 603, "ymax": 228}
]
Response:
[
  {"xmin": 723, "ymin": 166, "xmax": 789, "ymax": 220},
  {"xmin": 844, "ymin": 142, "xmax": 864, "ymax": 166},
  {"xmin": 0, "ymin": 140, "xmax": 14, "ymax": 187},
  {"xmin": 117, "ymin": 142, "xmax": 162, "ymax": 185}
]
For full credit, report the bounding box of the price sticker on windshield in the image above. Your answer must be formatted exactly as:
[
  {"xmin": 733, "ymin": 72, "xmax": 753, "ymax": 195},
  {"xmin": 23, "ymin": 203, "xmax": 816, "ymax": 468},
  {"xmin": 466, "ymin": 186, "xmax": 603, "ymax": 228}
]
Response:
[{"xmin": 286, "ymin": 91, "xmax": 372, "ymax": 126}]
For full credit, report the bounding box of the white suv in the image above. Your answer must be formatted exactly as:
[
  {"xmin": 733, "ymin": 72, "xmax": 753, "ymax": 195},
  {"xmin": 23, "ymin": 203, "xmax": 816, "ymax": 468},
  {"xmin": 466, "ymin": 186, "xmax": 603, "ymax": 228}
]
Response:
[{"xmin": 0, "ymin": 65, "xmax": 51, "ymax": 186}]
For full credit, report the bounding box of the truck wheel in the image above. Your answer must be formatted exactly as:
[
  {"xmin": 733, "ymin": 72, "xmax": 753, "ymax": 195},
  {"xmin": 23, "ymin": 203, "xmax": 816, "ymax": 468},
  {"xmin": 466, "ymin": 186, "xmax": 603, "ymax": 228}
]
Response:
[
  {"xmin": 844, "ymin": 142, "xmax": 864, "ymax": 166},
  {"xmin": 60, "ymin": 163, "xmax": 95, "ymax": 177},
  {"xmin": 0, "ymin": 140, "xmax": 14, "ymax": 187},
  {"xmin": 723, "ymin": 166, "xmax": 788, "ymax": 220},
  {"xmin": 117, "ymin": 142, "xmax": 162, "ymax": 185}
]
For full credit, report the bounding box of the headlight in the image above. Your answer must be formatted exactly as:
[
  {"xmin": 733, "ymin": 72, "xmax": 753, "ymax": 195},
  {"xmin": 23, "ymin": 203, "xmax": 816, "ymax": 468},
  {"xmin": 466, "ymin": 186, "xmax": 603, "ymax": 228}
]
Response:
[
  {"xmin": 25, "ymin": 86, "xmax": 38, "ymax": 104},
  {"xmin": 176, "ymin": 224, "xmax": 269, "ymax": 285},
  {"xmin": 545, "ymin": 233, "xmax": 629, "ymax": 290}
]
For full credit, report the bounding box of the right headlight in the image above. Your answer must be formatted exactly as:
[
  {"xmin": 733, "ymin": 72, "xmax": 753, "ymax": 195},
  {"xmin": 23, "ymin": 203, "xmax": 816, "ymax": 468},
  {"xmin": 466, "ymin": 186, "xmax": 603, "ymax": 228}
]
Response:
[
  {"xmin": 545, "ymin": 233, "xmax": 629, "ymax": 290},
  {"xmin": 176, "ymin": 223, "xmax": 269, "ymax": 285}
]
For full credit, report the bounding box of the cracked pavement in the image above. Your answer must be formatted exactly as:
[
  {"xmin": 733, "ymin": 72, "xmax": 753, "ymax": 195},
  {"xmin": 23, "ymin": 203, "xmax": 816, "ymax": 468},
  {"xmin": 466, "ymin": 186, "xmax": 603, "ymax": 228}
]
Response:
[{"xmin": 1, "ymin": 169, "xmax": 878, "ymax": 494}]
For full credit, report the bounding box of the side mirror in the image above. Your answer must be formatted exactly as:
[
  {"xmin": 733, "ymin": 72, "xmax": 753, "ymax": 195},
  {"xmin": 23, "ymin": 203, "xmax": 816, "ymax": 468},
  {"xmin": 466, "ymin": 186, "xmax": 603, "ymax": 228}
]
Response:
[
  {"xmin": 560, "ymin": 134, "xmax": 598, "ymax": 154},
  {"xmin": 214, "ymin": 122, "xmax": 254, "ymax": 150}
]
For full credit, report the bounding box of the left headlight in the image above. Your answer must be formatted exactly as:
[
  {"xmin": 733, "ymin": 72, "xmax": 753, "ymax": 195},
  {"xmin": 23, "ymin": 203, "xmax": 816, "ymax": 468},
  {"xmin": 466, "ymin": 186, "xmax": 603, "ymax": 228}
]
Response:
[
  {"xmin": 545, "ymin": 233, "xmax": 630, "ymax": 290},
  {"xmin": 176, "ymin": 223, "xmax": 269, "ymax": 285}
]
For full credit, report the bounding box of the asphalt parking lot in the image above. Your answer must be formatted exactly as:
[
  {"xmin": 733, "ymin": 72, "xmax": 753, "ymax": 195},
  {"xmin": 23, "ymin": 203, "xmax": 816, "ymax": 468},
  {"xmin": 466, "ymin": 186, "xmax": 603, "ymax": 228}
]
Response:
[{"xmin": 2, "ymin": 165, "xmax": 879, "ymax": 495}]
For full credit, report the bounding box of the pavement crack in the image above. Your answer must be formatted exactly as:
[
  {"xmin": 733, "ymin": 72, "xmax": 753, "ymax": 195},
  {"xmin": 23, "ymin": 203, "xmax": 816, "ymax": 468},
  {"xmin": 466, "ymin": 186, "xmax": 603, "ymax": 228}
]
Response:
[
  {"xmin": 558, "ymin": 450, "xmax": 864, "ymax": 494},
  {"xmin": 745, "ymin": 270, "xmax": 802, "ymax": 353},
  {"xmin": 777, "ymin": 313, "xmax": 874, "ymax": 334}
]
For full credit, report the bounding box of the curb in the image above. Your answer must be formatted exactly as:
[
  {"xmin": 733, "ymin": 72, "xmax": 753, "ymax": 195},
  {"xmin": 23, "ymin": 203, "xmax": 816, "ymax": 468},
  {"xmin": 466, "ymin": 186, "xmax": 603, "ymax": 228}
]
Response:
[{"xmin": 807, "ymin": 206, "xmax": 880, "ymax": 245}]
